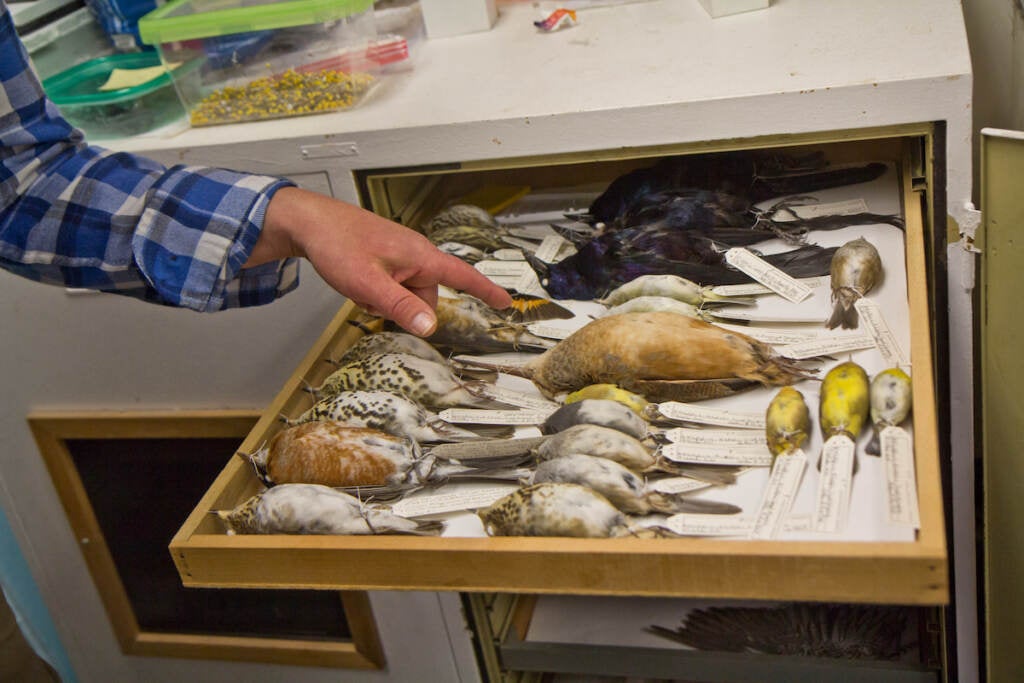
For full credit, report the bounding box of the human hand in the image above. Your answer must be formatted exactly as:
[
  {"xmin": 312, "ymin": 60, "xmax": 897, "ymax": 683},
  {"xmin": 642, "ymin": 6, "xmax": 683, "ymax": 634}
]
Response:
[{"xmin": 249, "ymin": 187, "xmax": 512, "ymax": 336}]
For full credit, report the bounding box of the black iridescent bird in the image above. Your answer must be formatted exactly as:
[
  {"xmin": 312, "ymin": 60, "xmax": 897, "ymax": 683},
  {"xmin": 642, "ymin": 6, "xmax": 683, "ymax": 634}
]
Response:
[{"xmin": 530, "ymin": 153, "xmax": 903, "ymax": 300}]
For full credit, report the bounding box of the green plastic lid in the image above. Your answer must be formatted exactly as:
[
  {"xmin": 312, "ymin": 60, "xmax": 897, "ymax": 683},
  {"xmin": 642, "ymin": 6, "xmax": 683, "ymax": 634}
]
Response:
[
  {"xmin": 138, "ymin": 0, "xmax": 374, "ymax": 45},
  {"xmin": 42, "ymin": 52, "xmax": 174, "ymax": 105}
]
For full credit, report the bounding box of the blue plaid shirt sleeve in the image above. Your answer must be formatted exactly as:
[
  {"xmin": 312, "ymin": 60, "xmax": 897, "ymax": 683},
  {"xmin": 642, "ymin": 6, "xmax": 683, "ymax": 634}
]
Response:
[{"xmin": 0, "ymin": 2, "xmax": 299, "ymax": 311}]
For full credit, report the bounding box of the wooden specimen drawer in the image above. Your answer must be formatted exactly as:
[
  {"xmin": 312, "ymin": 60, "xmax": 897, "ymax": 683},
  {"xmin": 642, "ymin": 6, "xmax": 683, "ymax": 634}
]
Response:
[{"xmin": 170, "ymin": 128, "xmax": 947, "ymax": 605}]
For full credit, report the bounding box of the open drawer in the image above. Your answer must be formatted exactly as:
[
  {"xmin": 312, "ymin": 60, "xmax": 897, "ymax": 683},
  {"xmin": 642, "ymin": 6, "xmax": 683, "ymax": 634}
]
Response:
[
  {"xmin": 464, "ymin": 593, "xmax": 943, "ymax": 682},
  {"xmin": 170, "ymin": 126, "xmax": 947, "ymax": 605}
]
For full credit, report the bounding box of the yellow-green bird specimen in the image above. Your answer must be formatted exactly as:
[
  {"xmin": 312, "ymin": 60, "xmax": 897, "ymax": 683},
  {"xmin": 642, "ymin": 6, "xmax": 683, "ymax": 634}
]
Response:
[
  {"xmin": 565, "ymin": 383, "xmax": 651, "ymax": 417},
  {"xmin": 827, "ymin": 237, "xmax": 883, "ymax": 329},
  {"xmin": 599, "ymin": 273, "xmax": 753, "ymax": 308},
  {"xmin": 865, "ymin": 368, "xmax": 913, "ymax": 456},
  {"xmin": 765, "ymin": 386, "xmax": 811, "ymax": 464},
  {"xmin": 819, "ymin": 361, "xmax": 870, "ymax": 443}
]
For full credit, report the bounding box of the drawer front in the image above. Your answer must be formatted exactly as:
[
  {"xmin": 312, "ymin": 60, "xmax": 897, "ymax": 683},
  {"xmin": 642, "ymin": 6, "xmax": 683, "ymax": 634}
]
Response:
[{"xmin": 172, "ymin": 128, "xmax": 946, "ymax": 605}]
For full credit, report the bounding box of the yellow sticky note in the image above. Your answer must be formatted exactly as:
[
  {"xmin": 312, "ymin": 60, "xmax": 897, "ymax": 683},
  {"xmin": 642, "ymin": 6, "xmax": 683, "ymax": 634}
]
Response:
[{"xmin": 99, "ymin": 62, "xmax": 180, "ymax": 91}]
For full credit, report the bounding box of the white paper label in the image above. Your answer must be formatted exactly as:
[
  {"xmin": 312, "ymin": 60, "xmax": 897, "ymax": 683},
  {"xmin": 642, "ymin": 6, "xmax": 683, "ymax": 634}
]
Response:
[
  {"xmin": 724, "ymin": 248, "xmax": 814, "ymax": 303},
  {"xmin": 855, "ymin": 298, "xmax": 910, "ymax": 369},
  {"xmin": 779, "ymin": 334, "xmax": 876, "ymax": 360},
  {"xmin": 453, "ymin": 353, "xmax": 534, "ymax": 368},
  {"xmin": 660, "ymin": 442, "xmax": 772, "ymax": 466},
  {"xmin": 647, "ymin": 477, "xmax": 714, "ymax": 494},
  {"xmin": 882, "ymin": 426, "xmax": 920, "ymax": 528},
  {"xmin": 526, "ymin": 323, "xmax": 576, "ymax": 340},
  {"xmin": 391, "ymin": 483, "xmax": 519, "ymax": 518},
  {"xmin": 750, "ymin": 450, "xmax": 808, "ymax": 540},
  {"xmin": 813, "ymin": 435, "xmax": 856, "ymax": 533},
  {"xmin": 790, "ymin": 198, "xmax": 870, "ymax": 218},
  {"xmin": 491, "ymin": 249, "xmax": 526, "ymax": 261},
  {"xmin": 439, "ymin": 408, "xmax": 550, "ymax": 425},
  {"xmin": 707, "ymin": 309, "xmax": 822, "ymax": 324},
  {"xmin": 514, "ymin": 269, "xmax": 549, "ymax": 297},
  {"xmin": 534, "ymin": 235, "xmax": 569, "ymax": 263},
  {"xmin": 508, "ymin": 224, "xmax": 559, "ymax": 240},
  {"xmin": 500, "ymin": 236, "xmax": 540, "ymax": 253},
  {"xmin": 710, "ymin": 276, "xmax": 829, "ymax": 297},
  {"xmin": 666, "ymin": 514, "xmax": 755, "ymax": 537},
  {"xmin": 711, "ymin": 322, "xmax": 817, "ymax": 345},
  {"xmin": 474, "ymin": 385, "xmax": 560, "ymax": 412},
  {"xmin": 783, "ymin": 513, "xmax": 813, "ymax": 532},
  {"xmin": 475, "ymin": 260, "xmax": 531, "ymax": 277},
  {"xmin": 663, "ymin": 428, "xmax": 767, "ymax": 447},
  {"xmin": 657, "ymin": 402, "xmax": 766, "ymax": 429}
]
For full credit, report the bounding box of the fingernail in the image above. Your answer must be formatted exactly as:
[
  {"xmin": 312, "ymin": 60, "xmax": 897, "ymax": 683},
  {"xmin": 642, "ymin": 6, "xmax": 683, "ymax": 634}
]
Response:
[{"xmin": 411, "ymin": 312, "xmax": 436, "ymax": 336}]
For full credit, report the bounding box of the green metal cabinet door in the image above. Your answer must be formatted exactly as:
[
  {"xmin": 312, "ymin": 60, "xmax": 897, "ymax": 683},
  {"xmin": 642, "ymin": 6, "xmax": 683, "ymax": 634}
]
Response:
[{"xmin": 979, "ymin": 127, "xmax": 1024, "ymax": 683}]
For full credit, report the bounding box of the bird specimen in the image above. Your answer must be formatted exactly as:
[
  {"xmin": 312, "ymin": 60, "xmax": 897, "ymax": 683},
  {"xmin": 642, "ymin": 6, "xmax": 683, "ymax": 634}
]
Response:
[
  {"xmin": 530, "ymin": 454, "xmax": 741, "ymax": 516},
  {"xmin": 648, "ymin": 602, "xmax": 911, "ymax": 659},
  {"xmin": 598, "ymin": 273, "xmax": 752, "ymax": 308},
  {"xmin": 827, "ymin": 237, "xmax": 883, "ymax": 329},
  {"xmin": 819, "ymin": 361, "xmax": 870, "ymax": 445},
  {"xmin": 331, "ymin": 330, "xmax": 450, "ymax": 366},
  {"xmin": 423, "ymin": 291, "xmax": 557, "ymax": 353},
  {"xmin": 478, "ymin": 482, "xmax": 680, "ymax": 538},
  {"xmin": 528, "ymin": 153, "xmax": 902, "ymax": 300},
  {"xmin": 765, "ymin": 386, "xmax": 812, "ymax": 466},
  {"xmin": 214, "ymin": 483, "xmax": 443, "ymax": 536},
  {"xmin": 311, "ymin": 352, "xmax": 503, "ymax": 411},
  {"xmin": 535, "ymin": 424, "xmax": 739, "ymax": 485},
  {"xmin": 497, "ymin": 311, "xmax": 816, "ymax": 402},
  {"xmin": 288, "ymin": 390, "xmax": 510, "ymax": 442},
  {"xmin": 541, "ymin": 399, "xmax": 650, "ymax": 440},
  {"xmin": 865, "ymin": 368, "xmax": 913, "ymax": 456},
  {"xmin": 564, "ymin": 383, "xmax": 652, "ymax": 417}
]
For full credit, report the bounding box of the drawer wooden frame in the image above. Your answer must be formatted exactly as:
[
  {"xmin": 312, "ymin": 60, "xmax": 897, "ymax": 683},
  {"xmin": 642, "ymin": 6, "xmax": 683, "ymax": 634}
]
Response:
[{"xmin": 170, "ymin": 131, "xmax": 946, "ymax": 606}]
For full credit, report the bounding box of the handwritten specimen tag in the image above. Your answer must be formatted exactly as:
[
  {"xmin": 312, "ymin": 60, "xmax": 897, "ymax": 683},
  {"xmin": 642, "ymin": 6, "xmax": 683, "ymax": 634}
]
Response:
[
  {"xmin": 706, "ymin": 309, "xmax": 822, "ymax": 324},
  {"xmin": 724, "ymin": 248, "xmax": 814, "ymax": 303},
  {"xmin": 779, "ymin": 334, "xmax": 876, "ymax": 360},
  {"xmin": 790, "ymin": 198, "xmax": 870, "ymax": 218},
  {"xmin": 711, "ymin": 322, "xmax": 817, "ymax": 346},
  {"xmin": 514, "ymin": 270, "xmax": 549, "ymax": 297},
  {"xmin": 666, "ymin": 514, "xmax": 755, "ymax": 537},
  {"xmin": 453, "ymin": 353, "xmax": 533, "ymax": 368},
  {"xmin": 526, "ymin": 323, "xmax": 575, "ymax": 340},
  {"xmin": 648, "ymin": 477, "xmax": 714, "ymax": 494},
  {"xmin": 392, "ymin": 483, "xmax": 519, "ymax": 518},
  {"xmin": 660, "ymin": 442, "xmax": 772, "ymax": 466},
  {"xmin": 439, "ymin": 408, "xmax": 550, "ymax": 425},
  {"xmin": 783, "ymin": 513, "xmax": 813, "ymax": 532},
  {"xmin": 750, "ymin": 450, "xmax": 808, "ymax": 540},
  {"xmin": 882, "ymin": 426, "xmax": 920, "ymax": 527},
  {"xmin": 473, "ymin": 385, "xmax": 560, "ymax": 412},
  {"xmin": 500, "ymin": 236, "xmax": 540, "ymax": 253},
  {"xmin": 508, "ymin": 224, "xmax": 558, "ymax": 240},
  {"xmin": 657, "ymin": 402, "xmax": 766, "ymax": 429},
  {"xmin": 475, "ymin": 260, "xmax": 531, "ymax": 278},
  {"xmin": 813, "ymin": 435, "xmax": 856, "ymax": 533},
  {"xmin": 663, "ymin": 428, "xmax": 767, "ymax": 447},
  {"xmin": 491, "ymin": 249, "xmax": 526, "ymax": 261},
  {"xmin": 855, "ymin": 298, "xmax": 910, "ymax": 369},
  {"xmin": 710, "ymin": 276, "xmax": 829, "ymax": 298},
  {"xmin": 534, "ymin": 235, "xmax": 569, "ymax": 263}
]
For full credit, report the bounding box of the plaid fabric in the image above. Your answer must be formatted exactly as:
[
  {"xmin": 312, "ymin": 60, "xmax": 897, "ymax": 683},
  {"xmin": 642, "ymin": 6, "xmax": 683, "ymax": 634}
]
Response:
[{"xmin": 0, "ymin": 1, "xmax": 298, "ymax": 311}]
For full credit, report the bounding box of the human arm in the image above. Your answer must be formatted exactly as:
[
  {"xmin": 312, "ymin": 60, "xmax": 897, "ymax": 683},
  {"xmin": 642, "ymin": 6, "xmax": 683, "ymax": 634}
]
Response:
[{"xmin": 252, "ymin": 187, "xmax": 512, "ymax": 336}]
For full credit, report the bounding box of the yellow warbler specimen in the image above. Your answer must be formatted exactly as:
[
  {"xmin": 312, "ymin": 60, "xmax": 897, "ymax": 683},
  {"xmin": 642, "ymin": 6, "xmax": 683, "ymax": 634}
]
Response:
[
  {"xmin": 819, "ymin": 361, "xmax": 870, "ymax": 442},
  {"xmin": 565, "ymin": 383, "xmax": 651, "ymax": 416},
  {"xmin": 765, "ymin": 386, "xmax": 811, "ymax": 462}
]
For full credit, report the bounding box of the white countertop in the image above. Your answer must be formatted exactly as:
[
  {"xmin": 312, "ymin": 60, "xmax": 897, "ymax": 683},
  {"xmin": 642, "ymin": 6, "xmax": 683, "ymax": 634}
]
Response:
[{"xmin": 114, "ymin": 0, "xmax": 972, "ymax": 165}]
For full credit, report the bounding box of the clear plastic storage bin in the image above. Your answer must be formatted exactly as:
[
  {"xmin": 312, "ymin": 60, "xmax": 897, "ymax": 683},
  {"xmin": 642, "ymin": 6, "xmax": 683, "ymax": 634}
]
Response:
[{"xmin": 138, "ymin": 0, "xmax": 386, "ymax": 126}]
